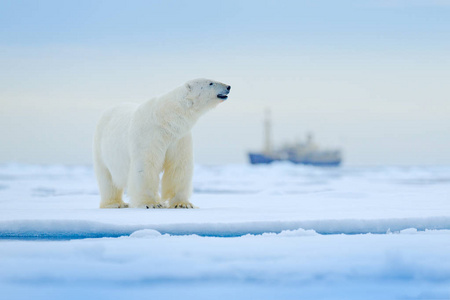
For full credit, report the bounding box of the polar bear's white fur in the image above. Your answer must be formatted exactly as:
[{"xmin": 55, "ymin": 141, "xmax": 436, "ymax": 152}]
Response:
[{"xmin": 93, "ymin": 79, "xmax": 231, "ymax": 209}]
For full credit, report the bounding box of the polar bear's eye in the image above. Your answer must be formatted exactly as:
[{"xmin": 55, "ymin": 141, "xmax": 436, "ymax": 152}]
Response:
[{"xmin": 209, "ymin": 83, "xmax": 213, "ymax": 86}]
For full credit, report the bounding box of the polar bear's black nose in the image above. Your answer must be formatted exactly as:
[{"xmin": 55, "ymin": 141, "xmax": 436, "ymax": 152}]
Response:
[{"xmin": 227, "ymin": 86, "xmax": 231, "ymax": 91}]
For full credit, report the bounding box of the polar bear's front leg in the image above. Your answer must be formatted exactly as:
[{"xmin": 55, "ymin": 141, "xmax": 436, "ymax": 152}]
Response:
[
  {"xmin": 128, "ymin": 156, "xmax": 165, "ymax": 209},
  {"xmin": 162, "ymin": 134, "xmax": 196, "ymax": 209}
]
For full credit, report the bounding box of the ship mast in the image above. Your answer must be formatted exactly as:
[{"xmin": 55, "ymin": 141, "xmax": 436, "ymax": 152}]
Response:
[{"xmin": 264, "ymin": 109, "xmax": 272, "ymax": 155}]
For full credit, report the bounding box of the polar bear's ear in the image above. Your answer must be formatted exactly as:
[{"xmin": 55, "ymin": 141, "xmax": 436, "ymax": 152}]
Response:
[{"xmin": 185, "ymin": 82, "xmax": 192, "ymax": 92}]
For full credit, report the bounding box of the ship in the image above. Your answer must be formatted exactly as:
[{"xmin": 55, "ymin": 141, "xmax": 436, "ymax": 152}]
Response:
[{"xmin": 248, "ymin": 110, "xmax": 343, "ymax": 166}]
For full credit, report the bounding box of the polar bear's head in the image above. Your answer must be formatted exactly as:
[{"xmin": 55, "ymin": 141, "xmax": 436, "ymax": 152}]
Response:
[{"xmin": 184, "ymin": 78, "xmax": 231, "ymax": 111}]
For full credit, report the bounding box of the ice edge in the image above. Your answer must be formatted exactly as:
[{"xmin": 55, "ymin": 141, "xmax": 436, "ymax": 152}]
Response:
[{"xmin": 1, "ymin": 216, "xmax": 450, "ymax": 240}]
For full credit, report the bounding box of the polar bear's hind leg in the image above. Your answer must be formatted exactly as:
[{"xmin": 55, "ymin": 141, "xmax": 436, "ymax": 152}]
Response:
[{"xmin": 94, "ymin": 160, "xmax": 127, "ymax": 208}]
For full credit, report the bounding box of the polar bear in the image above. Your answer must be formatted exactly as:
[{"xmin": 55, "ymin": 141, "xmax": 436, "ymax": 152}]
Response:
[{"xmin": 93, "ymin": 79, "xmax": 231, "ymax": 209}]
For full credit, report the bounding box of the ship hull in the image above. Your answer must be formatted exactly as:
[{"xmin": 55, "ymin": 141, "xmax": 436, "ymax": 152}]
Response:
[
  {"xmin": 248, "ymin": 153, "xmax": 278, "ymax": 164},
  {"xmin": 248, "ymin": 153, "xmax": 341, "ymax": 167}
]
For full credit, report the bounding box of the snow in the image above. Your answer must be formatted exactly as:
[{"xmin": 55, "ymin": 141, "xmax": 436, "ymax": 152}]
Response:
[{"xmin": 1, "ymin": 163, "xmax": 450, "ymax": 299}]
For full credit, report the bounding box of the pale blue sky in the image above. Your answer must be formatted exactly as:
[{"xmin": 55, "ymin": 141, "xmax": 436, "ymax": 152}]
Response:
[{"xmin": 1, "ymin": 0, "xmax": 449, "ymax": 165}]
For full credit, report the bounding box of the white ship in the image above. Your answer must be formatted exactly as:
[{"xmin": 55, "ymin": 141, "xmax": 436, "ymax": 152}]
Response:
[{"xmin": 248, "ymin": 110, "xmax": 342, "ymax": 166}]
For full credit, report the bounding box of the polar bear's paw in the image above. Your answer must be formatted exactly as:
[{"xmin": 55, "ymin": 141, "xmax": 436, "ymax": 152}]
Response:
[
  {"xmin": 100, "ymin": 202, "xmax": 129, "ymax": 209},
  {"xmin": 131, "ymin": 202, "xmax": 166, "ymax": 209},
  {"xmin": 145, "ymin": 203, "xmax": 165, "ymax": 209},
  {"xmin": 170, "ymin": 202, "xmax": 197, "ymax": 209}
]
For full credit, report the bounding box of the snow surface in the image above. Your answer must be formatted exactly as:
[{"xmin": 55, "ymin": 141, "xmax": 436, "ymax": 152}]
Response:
[{"xmin": 1, "ymin": 163, "xmax": 450, "ymax": 299}]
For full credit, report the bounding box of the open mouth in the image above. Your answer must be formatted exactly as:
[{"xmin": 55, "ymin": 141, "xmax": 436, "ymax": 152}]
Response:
[{"xmin": 217, "ymin": 94, "xmax": 228, "ymax": 100}]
